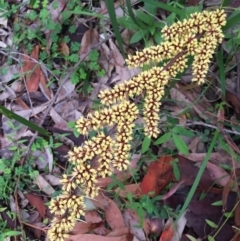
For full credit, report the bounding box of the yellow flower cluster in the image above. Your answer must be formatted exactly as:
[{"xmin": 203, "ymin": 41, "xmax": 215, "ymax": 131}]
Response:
[
  {"xmin": 48, "ymin": 9, "xmax": 226, "ymax": 241},
  {"xmin": 48, "ymin": 102, "xmax": 138, "ymax": 240},
  {"xmin": 126, "ymin": 9, "xmax": 226, "ymax": 84}
]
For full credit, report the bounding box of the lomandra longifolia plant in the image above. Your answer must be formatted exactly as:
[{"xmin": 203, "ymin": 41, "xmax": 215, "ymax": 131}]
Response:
[{"xmin": 48, "ymin": 9, "xmax": 226, "ymax": 241}]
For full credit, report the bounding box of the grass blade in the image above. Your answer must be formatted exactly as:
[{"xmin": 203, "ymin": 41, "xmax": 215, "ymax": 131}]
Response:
[
  {"xmin": 126, "ymin": 0, "xmax": 145, "ymax": 28},
  {"xmin": 105, "ymin": 0, "xmax": 125, "ymax": 57},
  {"xmin": 0, "ymin": 105, "xmax": 49, "ymax": 136},
  {"xmin": 176, "ymin": 130, "xmax": 219, "ymax": 222}
]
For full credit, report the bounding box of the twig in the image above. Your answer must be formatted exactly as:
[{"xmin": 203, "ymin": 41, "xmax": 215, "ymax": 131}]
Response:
[{"xmin": 183, "ymin": 120, "xmax": 240, "ymax": 136}]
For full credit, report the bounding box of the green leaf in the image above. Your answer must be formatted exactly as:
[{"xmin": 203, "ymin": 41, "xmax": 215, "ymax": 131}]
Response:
[
  {"xmin": 172, "ymin": 133, "xmax": 189, "ymax": 154},
  {"xmin": 186, "ymin": 234, "xmax": 198, "ymax": 241},
  {"xmin": 0, "ymin": 105, "xmax": 49, "ymax": 136},
  {"xmin": 211, "ymin": 200, "xmax": 223, "ymax": 206},
  {"xmin": 141, "ymin": 136, "xmax": 151, "ymax": 153},
  {"xmin": 4, "ymin": 231, "xmax": 22, "ymax": 237},
  {"xmin": 172, "ymin": 161, "xmax": 181, "ymax": 181},
  {"xmin": 154, "ymin": 132, "xmax": 172, "ymax": 145},
  {"xmin": 136, "ymin": 10, "xmax": 153, "ymax": 25},
  {"xmin": 153, "ymin": 31, "xmax": 163, "ymax": 44},
  {"xmin": 205, "ymin": 219, "xmax": 218, "ymax": 228},
  {"xmin": 172, "ymin": 126, "xmax": 195, "ymax": 137},
  {"xmin": 130, "ymin": 30, "xmax": 147, "ymax": 44},
  {"xmin": 208, "ymin": 235, "xmax": 215, "ymax": 241},
  {"xmin": 141, "ymin": 0, "xmax": 184, "ymax": 17},
  {"xmin": 223, "ymin": 9, "xmax": 240, "ymax": 32},
  {"xmin": 117, "ymin": 17, "xmax": 140, "ymax": 30}
]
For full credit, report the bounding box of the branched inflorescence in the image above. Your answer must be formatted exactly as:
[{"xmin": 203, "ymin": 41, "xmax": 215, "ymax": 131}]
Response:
[{"xmin": 48, "ymin": 9, "xmax": 226, "ymax": 241}]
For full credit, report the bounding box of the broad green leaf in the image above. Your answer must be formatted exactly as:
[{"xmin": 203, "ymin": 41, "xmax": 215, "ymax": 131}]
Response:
[
  {"xmin": 223, "ymin": 9, "xmax": 240, "ymax": 31},
  {"xmin": 141, "ymin": 0, "xmax": 184, "ymax": 17},
  {"xmin": 0, "ymin": 105, "xmax": 49, "ymax": 136},
  {"xmin": 172, "ymin": 133, "xmax": 189, "ymax": 154},
  {"xmin": 154, "ymin": 31, "xmax": 163, "ymax": 44},
  {"xmin": 141, "ymin": 136, "xmax": 151, "ymax": 153},
  {"xmin": 154, "ymin": 132, "xmax": 172, "ymax": 145},
  {"xmin": 136, "ymin": 10, "xmax": 153, "ymax": 25},
  {"xmin": 117, "ymin": 17, "xmax": 140, "ymax": 31},
  {"xmin": 172, "ymin": 126, "xmax": 195, "ymax": 137},
  {"xmin": 130, "ymin": 30, "xmax": 146, "ymax": 44},
  {"xmin": 221, "ymin": 0, "xmax": 231, "ymax": 7},
  {"xmin": 205, "ymin": 219, "xmax": 218, "ymax": 228}
]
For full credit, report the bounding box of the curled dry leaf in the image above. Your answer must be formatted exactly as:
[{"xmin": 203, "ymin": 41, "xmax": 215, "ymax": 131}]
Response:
[
  {"xmin": 24, "ymin": 193, "xmax": 46, "ymax": 219},
  {"xmin": 140, "ymin": 156, "xmax": 173, "ymax": 197}
]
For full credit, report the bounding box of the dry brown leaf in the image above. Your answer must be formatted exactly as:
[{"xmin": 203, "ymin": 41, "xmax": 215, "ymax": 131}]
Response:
[
  {"xmin": 94, "ymin": 194, "xmax": 126, "ymax": 230},
  {"xmin": 123, "ymin": 209, "xmax": 148, "ymax": 240},
  {"xmin": 70, "ymin": 221, "xmax": 103, "ymax": 235},
  {"xmin": 205, "ymin": 162, "xmax": 231, "ymax": 188},
  {"xmin": 222, "ymin": 176, "xmax": 235, "ymax": 211},
  {"xmin": 59, "ymin": 41, "xmax": 69, "ymax": 56},
  {"xmin": 67, "ymin": 233, "xmax": 133, "ymax": 241},
  {"xmin": 24, "ymin": 193, "xmax": 46, "ymax": 219},
  {"xmin": 39, "ymin": 69, "xmax": 52, "ymax": 100},
  {"xmin": 107, "ymin": 227, "xmax": 130, "ymax": 237},
  {"xmin": 79, "ymin": 28, "xmax": 99, "ymax": 56},
  {"xmin": 34, "ymin": 174, "xmax": 55, "ymax": 195},
  {"xmin": 140, "ymin": 156, "xmax": 173, "ymax": 197},
  {"xmin": 85, "ymin": 211, "xmax": 109, "ymax": 236},
  {"xmin": 115, "ymin": 183, "xmax": 141, "ymax": 198},
  {"xmin": 20, "ymin": 45, "xmax": 40, "ymax": 92}
]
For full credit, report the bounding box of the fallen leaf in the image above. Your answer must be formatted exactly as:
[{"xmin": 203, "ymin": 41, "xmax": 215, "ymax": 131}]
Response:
[
  {"xmin": 159, "ymin": 219, "xmax": 174, "ymax": 241},
  {"xmin": 67, "ymin": 233, "xmax": 133, "ymax": 241},
  {"xmin": 85, "ymin": 211, "xmax": 109, "ymax": 236},
  {"xmin": 123, "ymin": 209, "xmax": 147, "ymax": 240},
  {"xmin": 34, "ymin": 174, "xmax": 55, "ymax": 195},
  {"xmin": 115, "ymin": 183, "xmax": 141, "ymax": 198},
  {"xmin": 24, "ymin": 193, "xmax": 46, "ymax": 219},
  {"xmin": 70, "ymin": 221, "xmax": 103, "ymax": 235},
  {"xmin": 140, "ymin": 156, "xmax": 173, "ymax": 196},
  {"xmin": 205, "ymin": 162, "xmax": 231, "ymax": 188},
  {"xmin": 39, "ymin": 69, "xmax": 53, "ymax": 100},
  {"xmin": 20, "ymin": 45, "xmax": 41, "ymax": 92},
  {"xmin": 94, "ymin": 194, "xmax": 126, "ymax": 230}
]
